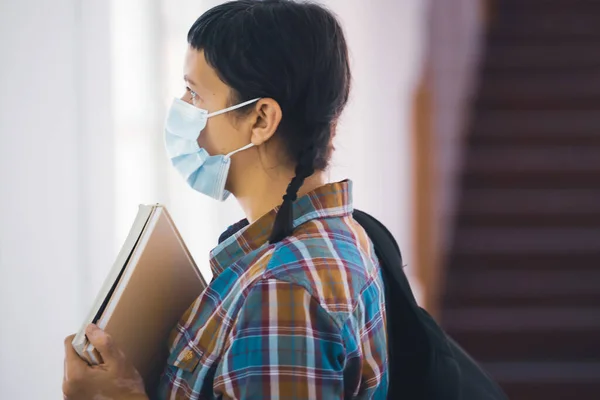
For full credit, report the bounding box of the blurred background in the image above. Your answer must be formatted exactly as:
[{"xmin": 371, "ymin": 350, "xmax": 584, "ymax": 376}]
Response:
[{"xmin": 1, "ymin": 0, "xmax": 599, "ymax": 398}]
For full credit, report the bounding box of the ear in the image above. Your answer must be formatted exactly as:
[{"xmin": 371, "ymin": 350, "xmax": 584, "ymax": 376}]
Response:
[{"xmin": 250, "ymin": 98, "xmax": 282, "ymax": 146}]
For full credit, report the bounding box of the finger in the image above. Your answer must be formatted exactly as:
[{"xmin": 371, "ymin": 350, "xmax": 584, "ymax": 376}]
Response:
[
  {"xmin": 63, "ymin": 334, "xmax": 88, "ymax": 393},
  {"xmin": 85, "ymin": 324, "xmax": 120, "ymax": 364},
  {"xmin": 64, "ymin": 334, "xmax": 88, "ymax": 369}
]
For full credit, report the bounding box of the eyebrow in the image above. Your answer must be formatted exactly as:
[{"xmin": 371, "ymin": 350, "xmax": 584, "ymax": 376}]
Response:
[{"xmin": 183, "ymin": 75, "xmax": 197, "ymax": 87}]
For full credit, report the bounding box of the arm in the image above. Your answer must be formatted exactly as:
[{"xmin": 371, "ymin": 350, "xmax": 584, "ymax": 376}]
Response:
[{"xmin": 213, "ymin": 279, "xmax": 346, "ymax": 399}]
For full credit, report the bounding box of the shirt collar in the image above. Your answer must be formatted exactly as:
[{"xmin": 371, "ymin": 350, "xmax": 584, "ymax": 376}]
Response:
[{"xmin": 209, "ymin": 180, "xmax": 354, "ymax": 277}]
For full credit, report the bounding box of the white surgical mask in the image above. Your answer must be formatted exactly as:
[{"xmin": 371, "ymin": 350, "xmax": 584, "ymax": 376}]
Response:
[{"xmin": 164, "ymin": 97, "xmax": 260, "ymax": 201}]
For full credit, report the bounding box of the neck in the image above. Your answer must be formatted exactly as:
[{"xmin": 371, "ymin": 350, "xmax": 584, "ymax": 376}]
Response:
[{"xmin": 234, "ymin": 170, "xmax": 327, "ymax": 224}]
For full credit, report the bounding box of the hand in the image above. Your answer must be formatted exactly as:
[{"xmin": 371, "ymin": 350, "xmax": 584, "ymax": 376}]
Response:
[{"xmin": 63, "ymin": 324, "xmax": 148, "ymax": 400}]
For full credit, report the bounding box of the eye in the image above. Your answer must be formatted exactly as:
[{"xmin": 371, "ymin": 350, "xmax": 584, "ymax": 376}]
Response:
[{"xmin": 186, "ymin": 87, "xmax": 198, "ymax": 101}]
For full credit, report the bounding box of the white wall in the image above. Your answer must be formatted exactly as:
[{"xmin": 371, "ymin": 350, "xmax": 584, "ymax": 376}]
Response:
[
  {"xmin": 328, "ymin": 0, "xmax": 427, "ymax": 279},
  {"xmin": 0, "ymin": 0, "xmax": 427, "ymax": 397},
  {"xmin": 0, "ymin": 0, "xmax": 114, "ymax": 398}
]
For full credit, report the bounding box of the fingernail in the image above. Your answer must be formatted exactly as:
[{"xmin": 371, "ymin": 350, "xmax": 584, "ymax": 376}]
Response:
[{"xmin": 86, "ymin": 324, "xmax": 98, "ymax": 335}]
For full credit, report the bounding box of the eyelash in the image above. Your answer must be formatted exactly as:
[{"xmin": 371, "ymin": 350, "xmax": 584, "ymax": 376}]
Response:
[{"xmin": 186, "ymin": 87, "xmax": 198, "ymax": 100}]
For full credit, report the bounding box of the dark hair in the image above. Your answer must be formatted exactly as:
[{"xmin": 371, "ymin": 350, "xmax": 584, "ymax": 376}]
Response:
[{"xmin": 188, "ymin": 0, "xmax": 351, "ymax": 243}]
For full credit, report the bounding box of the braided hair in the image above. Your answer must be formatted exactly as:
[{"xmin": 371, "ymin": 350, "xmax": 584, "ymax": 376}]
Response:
[
  {"xmin": 188, "ymin": 0, "xmax": 351, "ymax": 243},
  {"xmin": 268, "ymin": 145, "xmax": 316, "ymax": 242}
]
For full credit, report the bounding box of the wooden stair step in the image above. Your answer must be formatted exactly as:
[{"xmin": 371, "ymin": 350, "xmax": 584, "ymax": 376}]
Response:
[
  {"xmin": 483, "ymin": 43, "xmax": 600, "ymax": 71},
  {"xmin": 443, "ymin": 307, "xmax": 600, "ymax": 332},
  {"xmin": 478, "ymin": 72, "xmax": 600, "ymax": 104},
  {"xmin": 458, "ymin": 188, "xmax": 600, "ymax": 215},
  {"xmin": 453, "ymin": 227, "xmax": 600, "ymax": 254},
  {"xmin": 469, "ymin": 135, "xmax": 600, "ymax": 147},
  {"xmin": 476, "ymin": 96, "xmax": 600, "ymax": 110},
  {"xmin": 489, "ymin": 21, "xmax": 600, "ymax": 43},
  {"xmin": 489, "ymin": 6, "xmax": 600, "ymax": 41},
  {"xmin": 500, "ymin": 382, "xmax": 600, "ymax": 400},
  {"xmin": 445, "ymin": 269, "xmax": 600, "ymax": 307},
  {"xmin": 463, "ymin": 170, "xmax": 600, "ymax": 189},
  {"xmin": 465, "ymin": 147, "xmax": 600, "ymax": 173},
  {"xmin": 486, "ymin": 362, "xmax": 600, "ymax": 400},
  {"xmin": 444, "ymin": 293, "xmax": 600, "ymax": 308},
  {"xmin": 446, "ymin": 270, "xmax": 600, "ymax": 299},
  {"xmin": 457, "ymin": 187, "xmax": 600, "ymax": 226},
  {"xmin": 497, "ymin": 0, "xmax": 600, "ymax": 9},
  {"xmin": 448, "ymin": 253, "xmax": 600, "ymax": 272},
  {"xmin": 472, "ymin": 110, "xmax": 600, "ymax": 132},
  {"xmin": 448, "ymin": 329, "xmax": 600, "ymax": 362},
  {"xmin": 470, "ymin": 110, "xmax": 600, "ymax": 142},
  {"xmin": 457, "ymin": 213, "xmax": 600, "ymax": 228}
]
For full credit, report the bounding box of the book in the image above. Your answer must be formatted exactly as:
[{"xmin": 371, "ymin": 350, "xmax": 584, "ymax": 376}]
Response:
[{"xmin": 72, "ymin": 205, "xmax": 207, "ymax": 391}]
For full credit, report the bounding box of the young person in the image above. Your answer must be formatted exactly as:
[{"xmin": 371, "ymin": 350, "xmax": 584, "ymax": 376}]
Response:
[{"xmin": 63, "ymin": 1, "xmax": 388, "ymax": 399}]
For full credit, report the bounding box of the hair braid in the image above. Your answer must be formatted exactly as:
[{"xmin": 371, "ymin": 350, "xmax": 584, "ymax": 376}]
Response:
[{"xmin": 268, "ymin": 145, "xmax": 316, "ymax": 243}]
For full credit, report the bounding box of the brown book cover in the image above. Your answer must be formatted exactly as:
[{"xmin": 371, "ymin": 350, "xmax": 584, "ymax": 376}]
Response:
[{"xmin": 72, "ymin": 205, "xmax": 206, "ymax": 393}]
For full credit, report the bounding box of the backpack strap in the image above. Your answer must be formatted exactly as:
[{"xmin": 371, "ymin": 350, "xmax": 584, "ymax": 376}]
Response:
[
  {"xmin": 353, "ymin": 209, "xmax": 464, "ymax": 399},
  {"xmin": 353, "ymin": 209, "xmax": 430, "ymax": 398},
  {"xmin": 352, "ymin": 209, "xmax": 416, "ymax": 304}
]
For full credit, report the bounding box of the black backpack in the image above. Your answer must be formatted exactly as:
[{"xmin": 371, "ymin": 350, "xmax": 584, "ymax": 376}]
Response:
[{"xmin": 353, "ymin": 210, "xmax": 508, "ymax": 400}]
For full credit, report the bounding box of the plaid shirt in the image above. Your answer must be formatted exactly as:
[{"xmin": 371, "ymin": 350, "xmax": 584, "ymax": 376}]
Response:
[{"xmin": 157, "ymin": 181, "xmax": 388, "ymax": 399}]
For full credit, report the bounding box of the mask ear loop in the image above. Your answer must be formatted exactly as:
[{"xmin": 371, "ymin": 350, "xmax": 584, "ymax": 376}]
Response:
[
  {"xmin": 209, "ymin": 97, "xmax": 260, "ymax": 159},
  {"xmin": 206, "ymin": 98, "xmax": 260, "ymax": 118},
  {"xmin": 225, "ymin": 143, "xmax": 255, "ymax": 159}
]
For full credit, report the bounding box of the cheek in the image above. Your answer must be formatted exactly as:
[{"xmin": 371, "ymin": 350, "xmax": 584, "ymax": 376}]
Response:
[{"xmin": 198, "ymin": 118, "xmax": 233, "ymax": 156}]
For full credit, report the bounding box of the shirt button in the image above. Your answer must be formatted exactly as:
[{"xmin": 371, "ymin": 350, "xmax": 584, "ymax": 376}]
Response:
[{"xmin": 182, "ymin": 350, "xmax": 194, "ymax": 362}]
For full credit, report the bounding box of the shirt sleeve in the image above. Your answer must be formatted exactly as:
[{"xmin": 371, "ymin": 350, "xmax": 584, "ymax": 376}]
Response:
[{"xmin": 213, "ymin": 278, "xmax": 346, "ymax": 399}]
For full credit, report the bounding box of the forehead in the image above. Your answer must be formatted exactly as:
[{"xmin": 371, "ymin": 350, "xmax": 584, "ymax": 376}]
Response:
[{"xmin": 183, "ymin": 47, "xmax": 226, "ymax": 94}]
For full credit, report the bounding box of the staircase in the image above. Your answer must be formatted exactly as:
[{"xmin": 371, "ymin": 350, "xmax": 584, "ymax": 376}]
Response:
[{"xmin": 442, "ymin": 1, "xmax": 600, "ymax": 399}]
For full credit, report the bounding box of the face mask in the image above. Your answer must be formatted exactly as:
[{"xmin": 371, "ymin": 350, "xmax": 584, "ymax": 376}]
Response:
[{"xmin": 164, "ymin": 97, "xmax": 260, "ymax": 201}]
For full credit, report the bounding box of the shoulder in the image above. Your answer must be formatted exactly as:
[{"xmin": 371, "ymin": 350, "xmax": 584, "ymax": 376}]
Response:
[{"xmin": 261, "ymin": 215, "xmax": 381, "ymax": 324}]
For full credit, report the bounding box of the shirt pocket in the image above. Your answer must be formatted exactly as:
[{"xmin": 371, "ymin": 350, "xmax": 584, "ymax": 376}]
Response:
[{"xmin": 166, "ymin": 329, "xmax": 203, "ymax": 372}]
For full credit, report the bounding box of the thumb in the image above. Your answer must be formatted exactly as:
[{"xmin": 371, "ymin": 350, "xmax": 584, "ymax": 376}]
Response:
[{"xmin": 85, "ymin": 324, "xmax": 120, "ymax": 364}]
